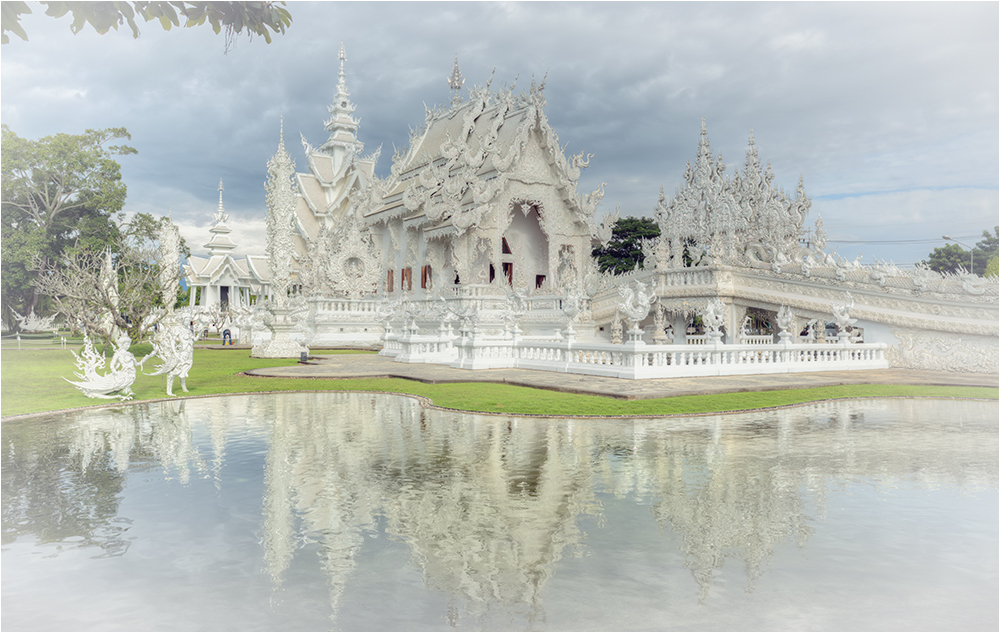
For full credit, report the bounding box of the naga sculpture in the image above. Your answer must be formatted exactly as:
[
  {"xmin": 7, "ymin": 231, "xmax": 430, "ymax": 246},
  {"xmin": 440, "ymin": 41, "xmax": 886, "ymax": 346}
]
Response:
[
  {"xmin": 617, "ymin": 281, "xmax": 653, "ymax": 333},
  {"xmin": 65, "ymin": 332, "xmax": 141, "ymax": 401}
]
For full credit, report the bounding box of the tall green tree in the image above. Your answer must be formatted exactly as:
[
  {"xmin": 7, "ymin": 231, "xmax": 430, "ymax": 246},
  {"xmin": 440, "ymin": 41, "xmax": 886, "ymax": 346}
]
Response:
[
  {"xmin": 922, "ymin": 226, "xmax": 998, "ymax": 275},
  {"xmin": 985, "ymin": 255, "xmax": 999, "ymax": 280},
  {"xmin": 1, "ymin": 125, "xmax": 135, "ymax": 326},
  {"xmin": 592, "ymin": 217, "xmax": 661, "ymax": 274},
  {"xmin": 923, "ymin": 243, "xmax": 972, "ymax": 275},
  {"xmin": 2, "ymin": 1, "xmax": 292, "ymax": 50},
  {"xmin": 974, "ymin": 226, "xmax": 999, "ymax": 273}
]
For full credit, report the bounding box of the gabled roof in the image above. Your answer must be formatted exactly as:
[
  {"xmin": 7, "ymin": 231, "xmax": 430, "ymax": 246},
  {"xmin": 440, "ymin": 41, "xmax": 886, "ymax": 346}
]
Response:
[
  {"xmin": 185, "ymin": 253, "xmax": 255, "ymax": 286},
  {"xmin": 246, "ymin": 255, "xmax": 271, "ymax": 283},
  {"xmin": 362, "ymin": 79, "xmax": 605, "ymax": 236}
]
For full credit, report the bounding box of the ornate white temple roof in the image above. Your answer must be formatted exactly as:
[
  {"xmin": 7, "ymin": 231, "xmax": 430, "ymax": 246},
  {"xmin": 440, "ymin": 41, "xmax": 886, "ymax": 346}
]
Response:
[
  {"xmin": 363, "ymin": 67, "xmax": 606, "ymax": 239},
  {"xmin": 318, "ymin": 42, "xmax": 364, "ymax": 159}
]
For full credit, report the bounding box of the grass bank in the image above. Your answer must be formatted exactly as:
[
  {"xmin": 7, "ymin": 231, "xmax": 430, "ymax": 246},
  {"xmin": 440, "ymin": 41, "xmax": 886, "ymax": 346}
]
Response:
[{"xmin": 2, "ymin": 347, "xmax": 996, "ymax": 419}]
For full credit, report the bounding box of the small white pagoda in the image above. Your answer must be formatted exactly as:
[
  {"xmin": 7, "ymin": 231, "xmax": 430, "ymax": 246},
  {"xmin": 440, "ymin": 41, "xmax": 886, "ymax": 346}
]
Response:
[{"xmin": 183, "ymin": 180, "xmax": 269, "ymax": 311}]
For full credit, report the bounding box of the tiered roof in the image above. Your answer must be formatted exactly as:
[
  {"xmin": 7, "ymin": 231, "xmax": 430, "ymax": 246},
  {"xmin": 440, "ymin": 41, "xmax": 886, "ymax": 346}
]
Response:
[{"xmin": 363, "ymin": 66, "xmax": 609, "ymax": 241}]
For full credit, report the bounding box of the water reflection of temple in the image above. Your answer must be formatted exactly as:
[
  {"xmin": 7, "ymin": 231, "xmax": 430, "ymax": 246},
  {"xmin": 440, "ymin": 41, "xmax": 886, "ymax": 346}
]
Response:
[
  {"xmin": 255, "ymin": 394, "xmax": 998, "ymax": 622},
  {"xmin": 2, "ymin": 394, "xmax": 996, "ymax": 627}
]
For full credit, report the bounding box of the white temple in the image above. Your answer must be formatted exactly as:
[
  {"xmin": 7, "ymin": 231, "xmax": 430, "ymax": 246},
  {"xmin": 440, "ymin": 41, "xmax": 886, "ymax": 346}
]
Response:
[
  {"xmin": 184, "ymin": 180, "xmax": 270, "ymax": 311},
  {"xmin": 208, "ymin": 45, "xmax": 998, "ymax": 373}
]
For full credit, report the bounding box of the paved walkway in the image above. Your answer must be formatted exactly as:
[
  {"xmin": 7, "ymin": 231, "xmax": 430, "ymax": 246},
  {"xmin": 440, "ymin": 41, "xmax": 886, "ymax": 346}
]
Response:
[{"xmin": 245, "ymin": 353, "xmax": 999, "ymax": 400}]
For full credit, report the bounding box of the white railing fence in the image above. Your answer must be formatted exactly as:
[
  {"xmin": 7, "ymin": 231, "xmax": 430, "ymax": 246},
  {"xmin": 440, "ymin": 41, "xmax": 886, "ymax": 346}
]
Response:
[{"xmin": 385, "ymin": 330, "xmax": 887, "ymax": 379}]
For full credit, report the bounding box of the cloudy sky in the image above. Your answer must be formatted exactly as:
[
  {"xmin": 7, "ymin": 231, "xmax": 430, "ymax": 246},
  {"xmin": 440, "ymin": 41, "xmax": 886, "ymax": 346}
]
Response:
[{"xmin": 2, "ymin": 1, "xmax": 997, "ymax": 266}]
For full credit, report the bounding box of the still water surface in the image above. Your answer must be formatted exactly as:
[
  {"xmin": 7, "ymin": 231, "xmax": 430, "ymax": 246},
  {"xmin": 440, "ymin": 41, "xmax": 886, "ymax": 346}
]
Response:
[{"xmin": 2, "ymin": 394, "xmax": 997, "ymax": 631}]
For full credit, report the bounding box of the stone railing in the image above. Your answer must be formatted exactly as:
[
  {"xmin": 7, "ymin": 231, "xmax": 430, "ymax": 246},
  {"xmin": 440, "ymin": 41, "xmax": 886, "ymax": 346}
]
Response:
[
  {"xmin": 379, "ymin": 330, "xmax": 402, "ymax": 356},
  {"xmin": 656, "ymin": 268, "xmax": 716, "ymax": 288},
  {"xmin": 445, "ymin": 335, "xmax": 887, "ymax": 378},
  {"xmin": 311, "ymin": 297, "xmax": 384, "ymax": 313},
  {"xmin": 738, "ymin": 334, "xmax": 775, "ymax": 345}
]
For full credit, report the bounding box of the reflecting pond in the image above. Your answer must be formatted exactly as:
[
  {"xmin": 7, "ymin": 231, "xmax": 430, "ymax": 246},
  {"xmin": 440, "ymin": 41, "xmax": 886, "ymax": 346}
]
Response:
[{"xmin": 2, "ymin": 394, "xmax": 997, "ymax": 631}]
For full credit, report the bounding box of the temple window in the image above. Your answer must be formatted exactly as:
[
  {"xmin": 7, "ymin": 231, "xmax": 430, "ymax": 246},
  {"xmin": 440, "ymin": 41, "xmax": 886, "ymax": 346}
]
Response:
[
  {"xmin": 421, "ymin": 265, "xmax": 432, "ymax": 289},
  {"xmin": 535, "ymin": 274, "xmax": 546, "ymax": 289},
  {"xmin": 501, "ymin": 237, "xmax": 512, "ymax": 255},
  {"xmin": 401, "ymin": 267, "xmax": 412, "ymax": 291},
  {"xmin": 386, "ymin": 269, "xmax": 394, "ymax": 293},
  {"xmin": 502, "ymin": 262, "xmax": 513, "ymax": 285}
]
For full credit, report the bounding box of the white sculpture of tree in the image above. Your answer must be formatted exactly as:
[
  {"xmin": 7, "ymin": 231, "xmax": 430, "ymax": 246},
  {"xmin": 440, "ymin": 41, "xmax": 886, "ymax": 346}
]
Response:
[{"xmin": 159, "ymin": 219, "xmax": 182, "ymax": 309}]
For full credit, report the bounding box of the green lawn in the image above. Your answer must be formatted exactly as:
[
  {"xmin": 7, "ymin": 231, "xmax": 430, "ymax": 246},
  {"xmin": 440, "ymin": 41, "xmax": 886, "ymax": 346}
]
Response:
[{"xmin": 1, "ymin": 347, "xmax": 996, "ymax": 419}]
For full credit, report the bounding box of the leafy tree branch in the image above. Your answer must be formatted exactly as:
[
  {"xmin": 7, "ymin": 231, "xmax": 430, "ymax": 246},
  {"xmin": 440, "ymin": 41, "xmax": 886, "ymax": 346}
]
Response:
[{"xmin": 1, "ymin": 1, "xmax": 292, "ymax": 51}]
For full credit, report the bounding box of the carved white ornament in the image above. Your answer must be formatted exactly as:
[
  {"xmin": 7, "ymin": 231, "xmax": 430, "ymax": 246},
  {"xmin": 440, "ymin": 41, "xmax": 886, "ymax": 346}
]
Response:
[
  {"xmin": 65, "ymin": 332, "xmax": 140, "ymax": 400},
  {"xmin": 144, "ymin": 308, "xmax": 209, "ymax": 396},
  {"xmin": 701, "ymin": 299, "xmax": 727, "ymax": 335},
  {"xmin": 265, "ymin": 123, "xmax": 298, "ymax": 308},
  {"xmin": 11, "ymin": 309, "xmax": 58, "ymax": 333},
  {"xmin": 617, "ymin": 280, "xmax": 654, "ymax": 331},
  {"xmin": 776, "ymin": 305, "xmax": 795, "ymax": 336}
]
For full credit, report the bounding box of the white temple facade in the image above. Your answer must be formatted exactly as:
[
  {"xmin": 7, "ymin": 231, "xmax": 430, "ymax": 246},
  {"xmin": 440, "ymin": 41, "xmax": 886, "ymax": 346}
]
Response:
[
  {"xmin": 246, "ymin": 48, "xmax": 997, "ymax": 373},
  {"xmin": 184, "ymin": 181, "xmax": 269, "ymax": 311}
]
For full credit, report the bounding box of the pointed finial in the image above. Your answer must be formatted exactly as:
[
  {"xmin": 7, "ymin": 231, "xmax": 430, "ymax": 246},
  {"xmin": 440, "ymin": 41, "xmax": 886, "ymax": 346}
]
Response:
[
  {"xmin": 448, "ymin": 57, "xmax": 465, "ymax": 106},
  {"xmin": 214, "ymin": 178, "xmax": 228, "ymax": 224},
  {"xmin": 448, "ymin": 55, "xmax": 464, "ymax": 89},
  {"xmin": 279, "ymin": 116, "xmax": 285, "ymax": 146},
  {"xmin": 338, "ymin": 42, "xmax": 347, "ymax": 87}
]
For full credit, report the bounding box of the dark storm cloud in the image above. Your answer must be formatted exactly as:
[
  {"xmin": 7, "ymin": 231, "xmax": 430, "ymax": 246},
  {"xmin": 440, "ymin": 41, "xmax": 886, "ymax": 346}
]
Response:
[{"xmin": 2, "ymin": 2, "xmax": 996, "ymax": 264}]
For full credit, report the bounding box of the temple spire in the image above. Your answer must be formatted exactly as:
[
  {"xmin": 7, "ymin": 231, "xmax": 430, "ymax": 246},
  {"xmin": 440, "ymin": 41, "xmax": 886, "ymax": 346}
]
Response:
[
  {"xmin": 447, "ymin": 55, "xmax": 464, "ymax": 105},
  {"xmin": 214, "ymin": 179, "xmax": 227, "ymax": 223},
  {"xmin": 205, "ymin": 177, "xmax": 236, "ymax": 255},
  {"xmin": 338, "ymin": 41, "xmax": 347, "ymax": 90},
  {"xmin": 318, "ymin": 41, "xmax": 363, "ymax": 161}
]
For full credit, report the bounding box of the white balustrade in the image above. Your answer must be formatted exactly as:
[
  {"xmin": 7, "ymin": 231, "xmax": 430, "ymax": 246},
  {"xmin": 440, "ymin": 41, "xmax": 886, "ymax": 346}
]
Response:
[{"xmin": 445, "ymin": 335, "xmax": 887, "ymax": 378}]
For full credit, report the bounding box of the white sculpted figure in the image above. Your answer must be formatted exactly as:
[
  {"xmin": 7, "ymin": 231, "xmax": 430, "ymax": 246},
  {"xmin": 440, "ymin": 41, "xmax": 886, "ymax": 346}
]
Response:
[
  {"xmin": 65, "ymin": 332, "xmax": 141, "ymax": 401},
  {"xmin": 776, "ymin": 305, "xmax": 795, "ymax": 336},
  {"xmin": 617, "ymin": 280, "xmax": 653, "ymax": 331},
  {"xmin": 832, "ymin": 293, "xmax": 857, "ymax": 338},
  {"xmin": 145, "ymin": 319, "xmax": 198, "ymax": 396},
  {"xmin": 701, "ymin": 299, "xmax": 727, "ymax": 336},
  {"xmin": 610, "ymin": 312, "xmax": 623, "ymax": 345}
]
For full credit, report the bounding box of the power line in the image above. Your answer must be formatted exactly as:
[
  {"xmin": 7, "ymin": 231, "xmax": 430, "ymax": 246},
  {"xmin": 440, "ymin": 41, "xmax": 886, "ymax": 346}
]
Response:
[{"xmin": 827, "ymin": 235, "xmax": 979, "ymax": 244}]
